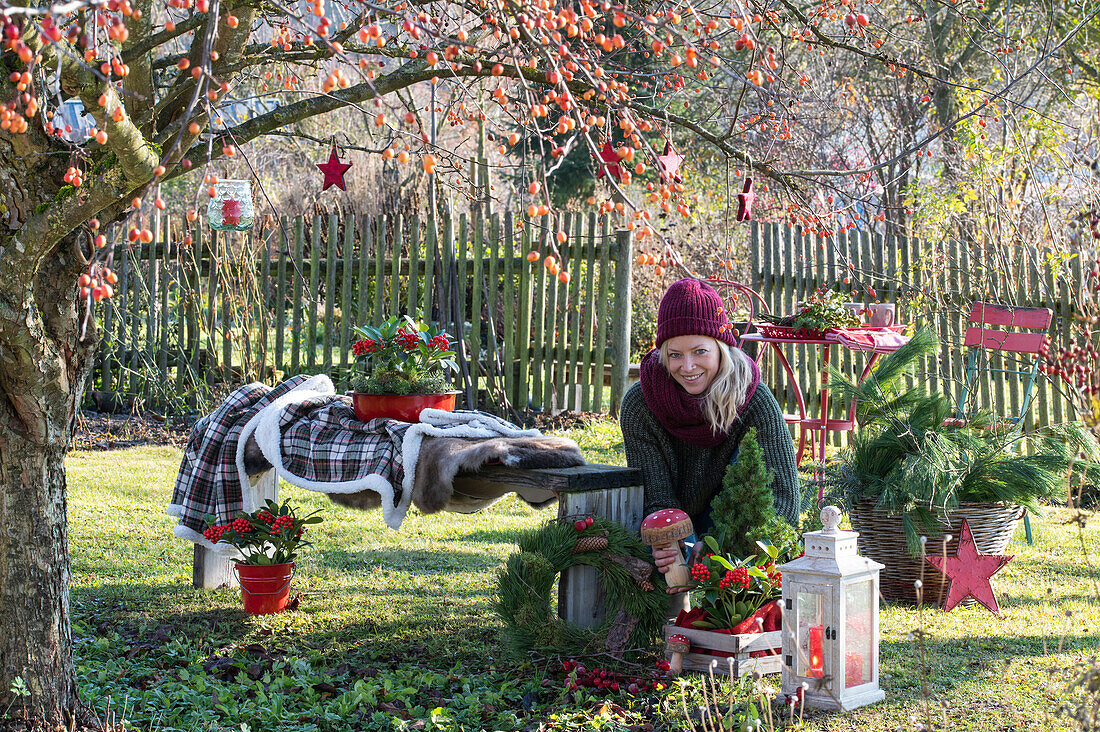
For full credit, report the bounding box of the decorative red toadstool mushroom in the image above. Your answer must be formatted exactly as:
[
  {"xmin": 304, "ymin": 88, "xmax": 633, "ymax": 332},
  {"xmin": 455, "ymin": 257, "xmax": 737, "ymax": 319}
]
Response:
[
  {"xmin": 640, "ymin": 508, "xmax": 694, "ymax": 591},
  {"xmin": 666, "ymin": 633, "xmax": 691, "ymax": 676}
]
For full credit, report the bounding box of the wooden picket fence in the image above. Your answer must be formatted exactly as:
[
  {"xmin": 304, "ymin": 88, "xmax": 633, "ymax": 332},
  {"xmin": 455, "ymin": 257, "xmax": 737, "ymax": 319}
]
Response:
[
  {"xmin": 87, "ymin": 206, "xmax": 635, "ymax": 417},
  {"xmin": 89, "ymin": 211, "xmax": 1087, "ymax": 429},
  {"xmin": 748, "ymin": 221, "xmax": 1085, "ymax": 436}
]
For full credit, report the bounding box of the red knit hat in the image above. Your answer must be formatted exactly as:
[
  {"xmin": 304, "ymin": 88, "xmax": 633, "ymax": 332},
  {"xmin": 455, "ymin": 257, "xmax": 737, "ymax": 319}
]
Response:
[{"xmin": 655, "ymin": 278, "xmax": 739, "ymax": 348}]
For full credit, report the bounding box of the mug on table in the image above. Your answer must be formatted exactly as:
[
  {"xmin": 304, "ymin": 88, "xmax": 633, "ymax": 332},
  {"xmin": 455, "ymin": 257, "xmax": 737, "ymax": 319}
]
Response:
[
  {"xmin": 842, "ymin": 302, "xmax": 865, "ymax": 323},
  {"xmin": 868, "ymin": 302, "xmax": 895, "ymax": 328}
]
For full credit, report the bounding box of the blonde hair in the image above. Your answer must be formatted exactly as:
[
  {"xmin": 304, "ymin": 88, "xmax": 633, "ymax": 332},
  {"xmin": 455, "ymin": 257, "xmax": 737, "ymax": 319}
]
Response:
[{"xmin": 659, "ymin": 338, "xmax": 755, "ymax": 434}]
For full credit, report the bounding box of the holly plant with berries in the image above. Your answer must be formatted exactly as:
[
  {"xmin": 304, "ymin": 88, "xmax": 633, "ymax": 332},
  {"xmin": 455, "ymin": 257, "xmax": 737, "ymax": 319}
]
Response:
[
  {"xmin": 351, "ymin": 314, "xmax": 458, "ymax": 395},
  {"xmin": 687, "ymin": 537, "xmax": 799, "ymax": 632},
  {"xmin": 203, "ymin": 499, "xmax": 323, "ymax": 565}
]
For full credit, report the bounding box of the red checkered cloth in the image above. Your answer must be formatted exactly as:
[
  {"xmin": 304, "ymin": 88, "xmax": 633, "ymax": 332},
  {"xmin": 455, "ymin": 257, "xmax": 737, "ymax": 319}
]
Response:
[
  {"xmin": 831, "ymin": 329, "xmax": 911, "ymax": 354},
  {"xmin": 168, "ymin": 375, "xmax": 410, "ymax": 544}
]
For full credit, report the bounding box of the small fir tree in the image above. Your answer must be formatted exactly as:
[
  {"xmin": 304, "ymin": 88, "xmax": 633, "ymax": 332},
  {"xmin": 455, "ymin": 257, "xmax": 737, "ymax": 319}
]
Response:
[{"xmin": 709, "ymin": 428, "xmax": 783, "ymax": 558}]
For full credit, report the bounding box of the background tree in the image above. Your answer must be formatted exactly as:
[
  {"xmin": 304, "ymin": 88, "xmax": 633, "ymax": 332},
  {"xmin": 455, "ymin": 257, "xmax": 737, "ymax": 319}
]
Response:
[{"xmin": 2, "ymin": 0, "xmax": 1096, "ymax": 727}]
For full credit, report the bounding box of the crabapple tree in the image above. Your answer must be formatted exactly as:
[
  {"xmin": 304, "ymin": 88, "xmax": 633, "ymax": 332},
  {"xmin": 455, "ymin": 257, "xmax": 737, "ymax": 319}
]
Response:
[{"xmin": 1, "ymin": 0, "xmax": 1093, "ymax": 726}]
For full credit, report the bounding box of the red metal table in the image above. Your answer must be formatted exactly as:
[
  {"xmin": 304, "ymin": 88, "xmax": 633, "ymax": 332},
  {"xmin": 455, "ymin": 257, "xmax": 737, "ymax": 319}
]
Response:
[{"xmin": 741, "ymin": 330, "xmax": 905, "ymax": 467}]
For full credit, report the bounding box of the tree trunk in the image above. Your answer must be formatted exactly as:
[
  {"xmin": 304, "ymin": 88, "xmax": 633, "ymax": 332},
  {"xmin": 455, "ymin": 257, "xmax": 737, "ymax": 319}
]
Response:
[
  {"xmin": 1, "ymin": 129, "xmax": 96, "ymax": 729},
  {"xmin": 0, "ymin": 239, "xmax": 95, "ymax": 729},
  {"xmin": 0, "ymin": 437, "xmax": 79, "ymax": 730}
]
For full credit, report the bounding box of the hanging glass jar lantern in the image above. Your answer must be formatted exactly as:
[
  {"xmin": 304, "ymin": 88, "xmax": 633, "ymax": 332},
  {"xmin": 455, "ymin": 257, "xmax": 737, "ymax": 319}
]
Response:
[
  {"xmin": 777, "ymin": 506, "xmax": 885, "ymax": 712},
  {"xmin": 208, "ymin": 179, "xmax": 255, "ymax": 231}
]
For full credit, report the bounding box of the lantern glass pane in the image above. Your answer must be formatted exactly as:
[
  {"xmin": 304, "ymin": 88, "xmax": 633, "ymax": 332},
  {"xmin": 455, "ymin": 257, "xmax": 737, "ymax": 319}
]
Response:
[
  {"xmin": 796, "ymin": 590, "xmax": 824, "ymax": 679},
  {"xmin": 844, "ymin": 579, "xmax": 873, "ymax": 688}
]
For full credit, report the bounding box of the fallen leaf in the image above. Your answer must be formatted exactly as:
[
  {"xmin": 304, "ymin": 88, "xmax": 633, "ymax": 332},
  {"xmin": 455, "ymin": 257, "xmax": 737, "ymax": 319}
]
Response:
[
  {"xmin": 378, "ymin": 702, "xmax": 409, "ymax": 719},
  {"xmin": 312, "ymin": 682, "xmax": 341, "ymax": 696}
]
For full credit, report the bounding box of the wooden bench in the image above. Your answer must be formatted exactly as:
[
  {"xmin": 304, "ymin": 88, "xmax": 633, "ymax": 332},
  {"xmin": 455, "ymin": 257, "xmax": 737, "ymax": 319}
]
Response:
[{"xmin": 193, "ymin": 463, "xmax": 644, "ymax": 628}]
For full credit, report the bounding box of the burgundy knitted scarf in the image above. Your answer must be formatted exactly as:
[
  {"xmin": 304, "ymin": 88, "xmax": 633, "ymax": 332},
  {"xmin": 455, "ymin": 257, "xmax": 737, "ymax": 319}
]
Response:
[{"xmin": 639, "ymin": 348, "xmax": 760, "ymax": 448}]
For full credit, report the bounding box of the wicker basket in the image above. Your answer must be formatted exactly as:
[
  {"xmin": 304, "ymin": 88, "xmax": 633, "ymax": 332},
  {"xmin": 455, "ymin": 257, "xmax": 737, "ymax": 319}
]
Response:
[{"xmin": 848, "ymin": 499, "xmax": 1024, "ymax": 605}]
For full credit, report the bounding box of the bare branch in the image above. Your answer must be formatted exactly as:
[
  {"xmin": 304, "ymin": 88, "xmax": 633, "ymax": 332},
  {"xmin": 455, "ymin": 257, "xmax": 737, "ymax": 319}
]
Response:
[{"xmin": 121, "ymin": 11, "xmax": 207, "ymax": 63}]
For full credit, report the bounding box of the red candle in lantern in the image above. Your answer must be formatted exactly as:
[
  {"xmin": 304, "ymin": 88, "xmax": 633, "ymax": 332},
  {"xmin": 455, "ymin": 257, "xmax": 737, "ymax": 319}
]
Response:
[{"xmin": 809, "ymin": 625, "xmax": 824, "ymax": 678}]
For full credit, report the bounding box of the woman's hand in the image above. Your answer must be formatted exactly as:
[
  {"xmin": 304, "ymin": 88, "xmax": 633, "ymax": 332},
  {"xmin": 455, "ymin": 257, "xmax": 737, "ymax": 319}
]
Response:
[
  {"xmin": 652, "ymin": 540, "xmax": 702, "ymax": 594},
  {"xmin": 687, "ymin": 539, "xmax": 704, "ymax": 566},
  {"xmin": 651, "ymin": 542, "xmax": 683, "ymax": 574}
]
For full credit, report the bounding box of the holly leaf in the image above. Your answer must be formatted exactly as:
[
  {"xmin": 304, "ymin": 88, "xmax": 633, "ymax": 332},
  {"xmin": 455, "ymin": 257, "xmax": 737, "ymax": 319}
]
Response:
[
  {"xmin": 704, "ymin": 535, "xmax": 722, "ymax": 554},
  {"xmin": 756, "ymin": 541, "xmax": 779, "ymax": 559},
  {"xmin": 711, "ymin": 555, "xmax": 734, "ymax": 571}
]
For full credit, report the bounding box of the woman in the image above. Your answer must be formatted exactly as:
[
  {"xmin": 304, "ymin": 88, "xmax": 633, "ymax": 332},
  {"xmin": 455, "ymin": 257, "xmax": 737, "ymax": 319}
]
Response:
[{"xmin": 621, "ymin": 278, "xmax": 799, "ymax": 582}]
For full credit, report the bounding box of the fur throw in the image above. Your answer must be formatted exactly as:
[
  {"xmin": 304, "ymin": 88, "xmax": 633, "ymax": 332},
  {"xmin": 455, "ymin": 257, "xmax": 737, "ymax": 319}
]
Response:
[{"xmin": 328, "ymin": 434, "xmax": 583, "ymax": 514}]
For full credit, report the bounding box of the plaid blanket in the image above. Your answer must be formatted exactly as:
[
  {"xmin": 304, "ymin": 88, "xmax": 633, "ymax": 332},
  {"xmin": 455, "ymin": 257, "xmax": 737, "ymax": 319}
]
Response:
[
  {"xmin": 169, "ymin": 374, "xmax": 544, "ymax": 549},
  {"xmin": 168, "ymin": 375, "xmax": 411, "ymax": 545}
]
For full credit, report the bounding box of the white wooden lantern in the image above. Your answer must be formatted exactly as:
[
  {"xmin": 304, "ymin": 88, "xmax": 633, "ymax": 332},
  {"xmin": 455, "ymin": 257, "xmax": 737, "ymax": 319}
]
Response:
[{"xmin": 777, "ymin": 506, "xmax": 885, "ymax": 711}]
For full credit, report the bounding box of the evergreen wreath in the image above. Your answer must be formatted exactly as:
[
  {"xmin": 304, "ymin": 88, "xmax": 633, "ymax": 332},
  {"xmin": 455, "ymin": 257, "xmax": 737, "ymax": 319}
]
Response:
[{"xmin": 495, "ymin": 516, "xmax": 669, "ymax": 658}]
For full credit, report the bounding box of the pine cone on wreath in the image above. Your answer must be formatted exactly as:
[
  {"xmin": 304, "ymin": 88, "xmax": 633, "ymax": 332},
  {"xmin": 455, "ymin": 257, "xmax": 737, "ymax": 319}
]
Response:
[
  {"xmin": 572, "ymin": 532, "xmax": 610, "ymax": 554},
  {"xmin": 636, "ymin": 578, "xmax": 655, "ymax": 592}
]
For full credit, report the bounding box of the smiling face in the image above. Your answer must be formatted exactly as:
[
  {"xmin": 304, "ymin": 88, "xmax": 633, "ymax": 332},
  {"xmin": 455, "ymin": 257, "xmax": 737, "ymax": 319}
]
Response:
[{"xmin": 663, "ymin": 335, "xmax": 722, "ymax": 395}]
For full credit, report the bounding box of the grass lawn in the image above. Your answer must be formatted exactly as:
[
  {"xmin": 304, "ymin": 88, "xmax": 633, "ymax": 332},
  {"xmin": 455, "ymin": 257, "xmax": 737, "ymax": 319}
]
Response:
[{"xmin": 65, "ymin": 417, "xmax": 1100, "ymax": 731}]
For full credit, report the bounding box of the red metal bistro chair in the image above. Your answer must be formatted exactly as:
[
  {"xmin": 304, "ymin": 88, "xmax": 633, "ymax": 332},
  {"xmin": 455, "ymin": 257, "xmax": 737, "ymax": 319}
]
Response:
[{"xmin": 949, "ymin": 301, "xmax": 1053, "ymax": 544}]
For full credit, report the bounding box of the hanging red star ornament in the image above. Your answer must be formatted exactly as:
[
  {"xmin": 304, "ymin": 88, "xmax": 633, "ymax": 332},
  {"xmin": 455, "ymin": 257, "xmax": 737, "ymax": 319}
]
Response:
[
  {"xmin": 317, "ymin": 146, "xmax": 352, "ymax": 191},
  {"xmin": 925, "ymin": 518, "xmax": 1013, "ymax": 613},
  {"xmin": 736, "ymin": 177, "xmax": 756, "ymax": 221},
  {"xmin": 656, "ymin": 140, "xmax": 684, "ymax": 184},
  {"xmin": 594, "ymin": 141, "xmax": 623, "ymax": 182}
]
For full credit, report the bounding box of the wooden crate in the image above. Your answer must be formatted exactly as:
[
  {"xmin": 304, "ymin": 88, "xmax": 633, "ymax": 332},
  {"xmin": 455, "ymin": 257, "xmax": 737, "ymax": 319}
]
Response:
[{"xmin": 662, "ymin": 624, "xmax": 783, "ymax": 676}]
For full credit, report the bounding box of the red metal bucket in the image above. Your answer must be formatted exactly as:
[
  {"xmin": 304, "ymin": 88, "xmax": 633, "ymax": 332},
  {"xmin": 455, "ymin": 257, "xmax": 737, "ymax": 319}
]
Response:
[
  {"xmin": 349, "ymin": 392, "xmax": 458, "ymax": 422},
  {"xmin": 235, "ymin": 562, "xmax": 295, "ymax": 615}
]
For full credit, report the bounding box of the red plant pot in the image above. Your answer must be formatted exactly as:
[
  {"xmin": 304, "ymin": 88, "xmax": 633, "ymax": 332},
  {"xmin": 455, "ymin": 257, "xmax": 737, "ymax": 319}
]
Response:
[
  {"xmin": 235, "ymin": 562, "xmax": 295, "ymax": 615},
  {"xmin": 349, "ymin": 392, "xmax": 459, "ymax": 422}
]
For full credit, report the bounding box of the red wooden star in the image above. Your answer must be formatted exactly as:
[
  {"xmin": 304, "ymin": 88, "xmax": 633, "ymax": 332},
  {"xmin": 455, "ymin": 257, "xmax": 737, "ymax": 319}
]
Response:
[
  {"xmin": 656, "ymin": 140, "xmax": 684, "ymax": 183},
  {"xmin": 317, "ymin": 146, "xmax": 352, "ymax": 191},
  {"xmin": 925, "ymin": 518, "xmax": 1012, "ymax": 613},
  {"xmin": 736, "ymin": 177, "xmax": 756, "ymax": 222},
  {"xmin": 594, "ymin": 141, "xmax": 623, "ymax": 182}
]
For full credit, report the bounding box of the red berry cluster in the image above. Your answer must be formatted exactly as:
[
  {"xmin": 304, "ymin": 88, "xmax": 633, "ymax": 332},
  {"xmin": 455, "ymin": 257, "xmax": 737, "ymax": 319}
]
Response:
[
  {"xmin": 202, "ymin": 517, "xmax": 252, "ymax": 543},
  {"xmin": 573, "ymin": 516, "xmax": 595, "ymax": 531},
  {"xmin": 766, "ymin": 564, "xmax": 782, "ymax": 588},
  {"xmin": 396, "ymin": 326, "xmax": 421, "ymax": 351},
  {"xmin": 719, "ymin": 566, "xmax": 751, "ymax": 590},
  {"xmin": 429, "ymin": 334, "xmax": 450, "ymax": 350},
  {"xmin": 1040, "ymin": 333, "xmax": 1099, "ymax": 393},
  {"xmin": 690, "ymin": 562, "xmax": 711, "ymax": 583},
  {"xmin": 555, "ymin": 659, "xmax": 669, "ymax": 695},
  {"xmin": 269, "ymin": 514, "xmax": 295, "ymax": 535},
  {"xmin": 351, "ymin": 338, "xmax": 381, "ymax": 356},
  {"xmin": 256, "ymin": 510, "xmax": 275, "ymax": 525}
]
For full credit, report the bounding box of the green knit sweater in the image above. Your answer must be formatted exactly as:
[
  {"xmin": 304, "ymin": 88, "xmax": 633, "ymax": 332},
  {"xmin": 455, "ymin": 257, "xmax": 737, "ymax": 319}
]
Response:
[{"xmin": 621, "ymin": 381, "xmax": 800, "ymax": 527}]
